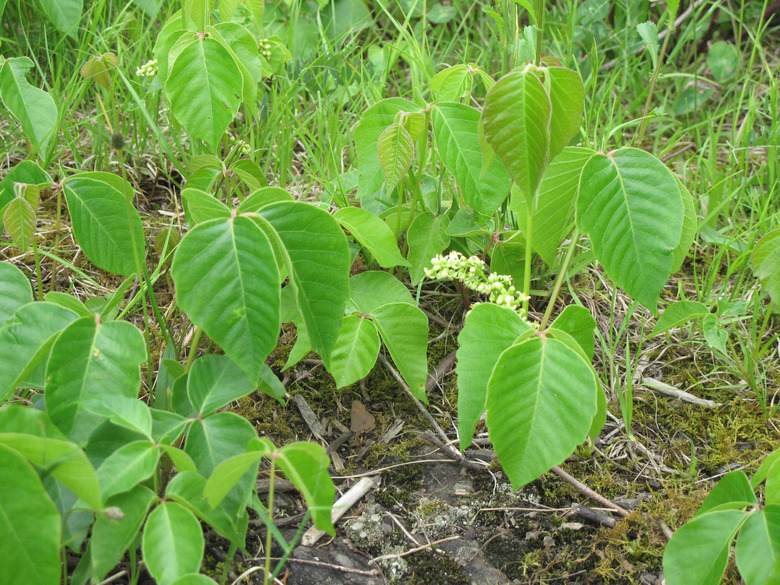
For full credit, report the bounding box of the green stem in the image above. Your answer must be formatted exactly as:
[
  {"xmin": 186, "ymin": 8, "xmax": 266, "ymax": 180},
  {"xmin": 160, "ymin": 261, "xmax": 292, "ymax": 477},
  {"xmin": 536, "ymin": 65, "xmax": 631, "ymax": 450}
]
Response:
[
  {"xmin": 637, "ymin": 12, "xmax": 675, "ymax": 142},
  {"xmin": 31, "ymin": 238, "xmax": 43, "ymax": 302},
  {"xmin": 264, "ymin": 460, "xmax": 277, "ymax": 585},
  {"xmin": 522, "ymin": 190, "xmax": 536, "ymax": 316},
  {"xmin": 534, "ymin": 0, "xmax": 544, "ymax": 67},
  {"xmin": 539, "ymin": 228, "xmax": 580, "ymax": 329},
  {"xmin": 184, "ymin": 327, "xmax": 203, "ymax": 373}
]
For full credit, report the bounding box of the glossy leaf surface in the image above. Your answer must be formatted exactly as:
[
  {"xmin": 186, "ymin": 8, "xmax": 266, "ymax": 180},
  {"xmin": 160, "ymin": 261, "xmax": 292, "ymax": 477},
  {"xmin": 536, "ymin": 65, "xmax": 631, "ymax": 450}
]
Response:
[
  {"xmin": 142, "ymin": 501, "xmax": 204, "ymax": 585},
  {"xmin": 0, "ymin": 57, "xmax": 58, "ymax": 151},
  {"xmin": 329, "ymin": 315, "xmax": 381, "ymax": 388}
]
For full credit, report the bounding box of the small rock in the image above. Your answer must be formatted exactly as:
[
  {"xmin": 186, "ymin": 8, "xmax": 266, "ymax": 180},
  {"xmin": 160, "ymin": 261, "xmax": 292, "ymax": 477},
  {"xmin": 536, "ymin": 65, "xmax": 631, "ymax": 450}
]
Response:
[
  {"xmin": 542, "ymin": 535, "xmax": 555, "ymax": 549},
  {"xmin": 560, "ymin": 522, "xmax": 584, "ymax": 531}
]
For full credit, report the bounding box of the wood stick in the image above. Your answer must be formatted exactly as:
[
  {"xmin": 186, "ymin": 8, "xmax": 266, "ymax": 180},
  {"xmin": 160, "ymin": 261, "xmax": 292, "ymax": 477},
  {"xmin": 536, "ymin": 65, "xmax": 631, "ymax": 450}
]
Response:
[{"xmin": 301, "ymin": 476, "xmax": 380, "ymax": 546}]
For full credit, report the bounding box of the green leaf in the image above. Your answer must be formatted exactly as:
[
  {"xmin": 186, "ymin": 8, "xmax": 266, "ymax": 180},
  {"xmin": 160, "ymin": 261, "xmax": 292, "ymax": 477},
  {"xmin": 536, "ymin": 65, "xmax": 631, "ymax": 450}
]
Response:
[
  {"xmin": 0, "ymin": 444, "xmax": 61, "ymax": 585},
  {"xmin": 752, "ymin": 449, "xmax": 780, "ymax": 490},
  {"xmin": 354, "ymin": 98, "xmax": 422, "ymax": 198},
  {"xmin": 671, "ymin": 178, "xmax": 697, "ymax": 273},
  {"xmin": 257, "ymin": 364, "xmax": 286, "ymax": 402},
  {"xmin": 407, "ymin": 212, "xmax": 450, "ymax": 285},
  {"xmin": 45, "ymin": 318, "xmax": 147, "ymax": 445},
  {"xmin": 752, "ymin": 230, "xmax": 780, "ymax": 308},
  {"xmin": 97, "ymin": 441, "xmax": 160, "ymax": 501},
  {"xmin": 576, "ymin": 148, "xmax": 683, "ymax": 310},
  {"xmin": 172, "ymin": 216, "xmax": 280, "ymax": 383},
  {"xmin": 650, "ymin": 301, "xmax": 709, "ymax": 336},
  {"xmin": 259, "ymin": 202, "xmax": 350, "ymax": 364},
  {"xmin": 347, "ymin": 270, "xmax": 413, "ymax": 313},
  {"xmin": 0, "ymin": 262, "xmax": 32, "ymax": 328},
  {"xmin": 239, "ymin": 0, "xmax": 264, "ymax": 24},
  {"xmin": 3, "ymin": 195, "xmax": 36, "ymax": 252},
  {"xmin": 187, "ymin": 354, "xmax": 256, "ymax": 416},
  {"xmin": 432, "ymin": 102, "xmax": 512, "ymax": 216},
  {"xmin": 165, "ymin": 35, "xmax": 243, "ymax": 148},
  {"xmin": 203, "ymin": 450, "xmax": 265, "ymax": 509},
  {"xmin": 91, "ymin": 485, "xmax": 157, "ymax": 582},
  {"xmin": 219, "ymin": 0, "xmax": 239, "ymax": 21},
  {"xmin": 377, "ymin": 122, "xmax": 414, "ymax": 189},
  {"xmin": 276, "ymin": 442, "xmax": 335, "ymax": 535},
  {"xmin": 0, "ymin": 160, "xmax": 51, "ymax": 232},
  {"xmin": 185, "ymin": 412, "xmax": 257, "ymax": 476},
  {"xmin": 334, "ymin": 207, "xmax": 409, "ymax": 268},
  {"xmin": 183, "ymin": 0, "xmax": 214, "ymax": 30},
  {"xmin": 636, "ymin": 21, "xmax": 659, "ymax": 69},
  {"xmin": 167, "ymin": 471, "xmax": 249, "ymax": 547},
  {"xmin": 82, "ymin": 396, "xmax": 153, "ymax": 437},
  {"xmin": 430, "ymin": 64, "xmax": 471, "ymax": 101},
  {"xmin": 707, "ymin": 41, "xmax": 740, "ymax": 84},
  {"xmin": 0, "ymin": 302, "xmax": 78, "ymax": 399},
  {"xmin": 131, "ymin": 0, "xmax": 160, "ymax": 17},
  {"xmin": 486, "ymin": 336, "xmax": 598, "ymax": 489},
  {"xmin": 513, "ymin": 146, "xmax": 594, "ymax": 266},
  {"xmin": 696, "ymin": 470, "xmax": 756, "ymax": 517},
  {"xmin": 328, "ymin": 315, "xmax": 381, "ymax": 388},
  {"xmin": 159, "ymin": 445, "xmax": 197, "ymax": 473},
  {"xmin": 208, "ymin": 23, "xmax": 262, "ymax": 106},
  {"xmin": 702, "ymin": 314, "xmax": 728, "ymax": 355},
  {"xmin": 456, "ymin": 303, "xmax": 532, "ymax": 449},
  {"xmin": 142, "ymin": 501, "xmax": 204, "ymax": 585},
  {"xmin": 236, "ymin": 187, "xmax": 293, "ymax": 214},
  {"xmin": 370, "ymin": 302, "xmax": 429, "ymax": 400},
  {"xmin": 544, "ymin": 67, "xmax": 584, "ymax": 160},
  {"xmin": 482, "ymin": 68, "xmax": 551, "ymax": 202},
  {"xmin": 170, "ymin": 574, "xmax": 220, "ymax": 585},
  {"xmin": 182, "ymin": 188, "xmax": 230, "ymax": 224},
  {"xmin": 663, "ymin": 510, "xmax": 747, "ymax": 585},
  {"xmin": 735, "ymin": 506, "xmax": 780, "ymax": 585},
  {"xmin": 767, "ymin": 458, "xmax": 780, "ymax": 505},
  {"xmin": 549, "ymin": 305, "xmax": 597, "ymax": 361},
  {"xmin": 62, "ymin": 174, "xmax": 145, "ymax": 276},
  {"xmin": 0, "ymin": 57, "xmax": 58, "ymax": 152}
]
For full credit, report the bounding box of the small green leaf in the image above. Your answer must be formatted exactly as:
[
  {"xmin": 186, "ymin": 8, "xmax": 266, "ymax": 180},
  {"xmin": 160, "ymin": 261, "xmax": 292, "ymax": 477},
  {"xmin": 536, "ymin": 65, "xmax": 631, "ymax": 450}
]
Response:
[
  {"xmin": 696, "ymin": 470, "xmax": 756, "ymax": 517},
  {"xmin": 407, "ymin": 212, "xmax": 450, "ymax": 285},
  {"xmin": 92, "ymin": 486, "xmax": 157, "ymax": 583},
  {"xmin": 636, "ymin": 21, "xmax": 659, "ymax": 69},
  {"xmin": 456, "ymin": 303, "xmax": 532, "ymax": 449},
  {"xmin": 487, "ymin": 336, "xmax": 598, "ymax": 489},
  {"xmin": 702, "ymin": 314, "xmax": 728, "ymax": 355},
  {"xmin": 544, "ymin": 67, "xmax": 584, "ymax": 160},
  {"xmin": 328, "ymin": 315, "xmax": 381, "ymax": 388},
  {"xmin": 576, "ymin": 148, "xmax": 683, "ymax": 310},
  {"xmin": 0, "ymin": 57, "xmax": 58, "ymax": 152},
  {"xmin": 276, "ymin": 442, "xmax": 335, "ymax": 535},
  {"xmin": 752, "ymin": 449, "xmax": 780, "ymax": 490},
  {"xmin": 663, "ymin": 510, "xmax": 747, "ymax": 585},
  {"xmin": 3, "ymin": 194, "xmax": 35, "ymax": 252},
  {"xmin": 735, "ymin": 506, "xmax": 780, "ymax": 585},
  {"xmin": 370, "ymin": 302, "xmax": 429, "ymax": 400},
  {"xmin": 347, "ymin": 271, "xmax": 414, "ymax": 313},
  {"xmin": 752, "ymin": 230, "xmax": 780, "ymax": 308},
  {"xmin": 430, "ymin": 65, "xmax": 471, "ymax": 101},
  {"xmin": 335, "ymin": 207, "xmax": 409, "ymax": 268},
  {"xmin": 182, "ymin": 188, "xmax": 230, "ymax": 224},
  {"xmin": 650, "ymin": 301, "xmax": 709, "ymax": 336},
  {"xmin": 38, "ymin": 0, "xmax": 83, "ymax": 36},
  {"xmin": 549, "ymin": 305, "xmax": 597, "ymax": 361},
  {"xmin": 707, "ymin": 41, "xmax": 740, "ymax": 84},
  {"xmin": 0, "ymin": 161, "xmax": 51, "ymax": 232},
  {"xmin": 142, "ymin": 501, "xmax": 204, "ymax": 585},
  {"xmin": 0, "ymin": 262, "xmax": 32, "ymax": 328},
  {"xmin": 203, "ymin": 451, "xmax": 265, "ymax": 509},
  {"xmin": 97, "ymin": 441, "xmax": 160, "ymax": 501},
  {"xmin": 0, "ymin": 444, "xmax": 61, "ymax": 585},
  {"xmin": 377, "ymin": 122, "xmax": 414, "ymax": 189},
  {"xmin": 236, "ymin": 187, "xmax": 293, "ymax": 214},
  {"xmin": 671, "ymin": 178, "xmax": 697, "ymax": 272},
  {"xmin": 187, "ymin": 354, "xmax": 256, "ymax": 416},
  {"xmin": 82, "ymin": 396, "xmax": 153, "ymax": 438}
]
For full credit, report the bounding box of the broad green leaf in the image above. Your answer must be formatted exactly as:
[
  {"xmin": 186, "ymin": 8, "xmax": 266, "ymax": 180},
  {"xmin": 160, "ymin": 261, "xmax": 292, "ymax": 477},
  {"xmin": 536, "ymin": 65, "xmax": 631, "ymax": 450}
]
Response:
[
  {"xmin": 257, "ymin": 364, "xmax": 285, "ymax": 402},
  {"xmin": 347, "ymin": 270, "xmax": 414, "ymax": 313},
  {"xmin": 544, "ymin": 67, "xmax": 584, "ymax": 160},
  {"xmin": 142, "ymin": 501, "xmax": 204, "ymax": 585},
  {"xmin": 0, "ymin": 160, "xmax": 51, "ymax": 232},
  {"xmin": 62, "ymin": 174, "xmax": 145, "ymax": 276},
  {"xmin": 707, "ymin": 41, "xmax": 740, "ymax": 84},
  {"xmin": 752, "ymin": 449, "xmax": 780, "ymax": 490},
  {"xmin": 354, "ymin": 98, "xmax": 422, "ymax": 197},
  {"xmin": 0, "ymin": 302, "xmax": 79, "ymax": 399},
  {"xmin": 97, "ymin": 441, "xmax": 160, "ymax": 501},
  {"xmin": 0, "ymin": 57, "xmax": 58, "ymax": 152},
  {"xmin": 663, "ymin": 510, "xmax": 747, "ymax": 585},
  {"xmin": 395, "ymin": 111, "xmax": 426, "ymax": 141},
  {"xmin": 153, "ymin": 11, "xmax": 191, "ymax": 86},
  {"xmin": 370, "ymin": 302, "xmax": 429, "ymax": 400},
  {"xmin": 0, "ymin": 432, "xmax": 101, "ymax": 508},
  {"xmin": 159, "ymin": 444, "xmax": 197, "ymax": 473},
  {"xmin": 696, "ymin": 470, "xmax": 756, "ymax": 517},
  {"xmin": 0, "ymin": 444, "xmax": 61, "ymax": 585},
  {"xmin": 576, "ymin": 148, "xmax": 683, "ymax": 310},
  {"xmin": 671, "ymin": 178, "xmax": 697, "ymax": 272},
  {"xmin": 81, "ymin": 396, "xmax": 153, "ymax": 437},
  {"xmin": 486, "ymin": 336, "xmax": 598, "ymax": 489},
  {"xmin": 636, "ymin": 21, "xmax": 659, "ymax": 69},
  {"xmin": 549, "ymin": 305, "xmax": 597, "ymax": 361},
  {"xmin": 219, "ymin": 0, "xmax": 239, "ymax": 21},
  {"xmin": 407, "ymin": 212, "xmax": 450, "ymax": 285},
  {"xmin": 38, "ymin": 0, "xmax": 83, "ymax": 36},
  {"xmin": 182, "ymin": 188, "xmax": 230, "ymax": 224},
  {"xmin": 432, "ymin": 102, "xmax": 512, "ymax": 216},
  {"xmin": 482, "ymin": 68, "xmax": 551, "ymax": 202},
  {"xmin": 456, "ymin": 303, "xmax": 532, "ymax": 449},
  {"xmin": 45, "ymin": 318, "xmax": 147, "ymax": 445},
  {"xmin": 334, "ymin": 207, "xmax": 409, "ymax": 268},
  {"xmin": 259, "ymin": 202, "xmax": 350, "ymax": 364},
  {"xmin": 152, "ymin": 411, "xmax": 189, "ymax": 444},
  {"xmin": 131, "ymin": 0, "xmax": 160, "ymax": 17},
  {"xmin": 91, "ymin": 485, "xmax": 157, "ymax": 583},
  {"xmin": 490, "ymin": 236, "xmax": 525, "ymax": 286},
  {"xmin": 767, "ymin": 458, "xmax": 780, "ymax": 505},
  {"xmin": 236, "ymin": 187, "xmax": 293, "ymax": 214},
  {"xmin": 702, "ymin": 314, "xmax": 728, "ymax": 355},
  {"xmin": 513, "ymin": 146, "xmax": 594, "ymax": 266},
  {"xmin": 229, "ymin": 159, "xmax": 268, "ymax": 191},
  {"xmin": 165, "ymin": 36, "xmax": 243, "ymax": 148},
  {"xmin": 208, "ymin": 23, "xmax": 262, "ymax": 106},
  {"xmin": 430, "ymin": 64, "xmax": 471, "ymax": 101},
  {"xmin": 0, "ymin": 262, "xmax": 32, "ymax": 328},
  {"xmin": 187, "ymin": 354, "xmax": 255, "ymax": 416},
  {"xmin": 183, "ymin": 0, "xmax": 214, "ymax": 30},
  {"xmin": 44, "ymin": 292, "xmax": 92, "ymax": 317},
  {"xmin": 203, "ymin": 451, "xmax": 264, "ymax": 509},
  {"xmin": 240, "ymin": 0, "xmax": 264, "ymax": 24},
  {"xmin": 446, "ymin": 206, "xmax": 487, "ymax": 237},
  {"xmin": 276, "ymin": 442, "xmax": 335, "ymax": 535},
  {"xmin": 752, "ymin": 230, "xmax": 780, "ymax": 308},
  {"xmin": 167, "ymin": 471, "xmax": 249, "ymax": 546},
  {"xmin": 3, "ymin": 195, "xmax": 35, "ymax": 252},
  {"xmin": 650, "ymin": 301, "xmax": 709, "ymax": 336},
  {"xmin": 735, "ymin": 506, "xmax": 780, "ymax": 585},
  {"xmin": 172, "ymin": 216, "xmax": 280, "ymax": 383},
  {"xmin": 329, "ymin": 315, "xmax": 381, "ymax": 388},
  {"xmin": 170, "ymin": 574, "xmax": 221, "ymax": 585},
  {"xmin": 377, "ymin": 122, "xmax": 414, "ymax": 189}
]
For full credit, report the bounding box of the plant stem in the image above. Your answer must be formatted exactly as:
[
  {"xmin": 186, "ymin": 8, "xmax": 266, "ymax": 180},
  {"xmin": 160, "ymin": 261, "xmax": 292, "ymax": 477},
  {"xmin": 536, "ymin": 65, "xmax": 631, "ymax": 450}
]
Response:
[
  {"xmin": 264, "ymin": 460, "xmax": 277, "ymax": 585},
  {"xmin": 637, "ymin": 10, "xmax": 675, "ymax": 142},
  {"xmin": 184, "ymin": 327, "xmax": 203, "ymax": 373},
  {"xmin": 540, "ymin": 228, "xmax": 580, "ymax": 329},
  {"xmin": 522, "ymin": 189, "xmax": 536, "ymax": 316},
  {"xmin": 534, "ymin": 0, "xmax": 544, "ymax": 67},
  {"xmin": 31, "ymin": 237, "xmax": 43, "ymax": 302}
]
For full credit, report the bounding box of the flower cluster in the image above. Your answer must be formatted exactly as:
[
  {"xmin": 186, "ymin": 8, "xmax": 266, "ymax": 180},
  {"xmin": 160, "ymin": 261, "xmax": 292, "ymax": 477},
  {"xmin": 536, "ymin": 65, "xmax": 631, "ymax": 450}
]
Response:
[
  {"xmin": 229, "ymin": 135, "xmax": 252, "ymax": 156},
  {"xmin": 425, "ymin": 251, "xmax": 530, "ymax": 317},
  {"xmin": 135, "ymin": 59, "xmax": 158, "ymax": 77},
  {"xmin": 258, "ymin": 39, "xmax": 273, "ymax": 59}
]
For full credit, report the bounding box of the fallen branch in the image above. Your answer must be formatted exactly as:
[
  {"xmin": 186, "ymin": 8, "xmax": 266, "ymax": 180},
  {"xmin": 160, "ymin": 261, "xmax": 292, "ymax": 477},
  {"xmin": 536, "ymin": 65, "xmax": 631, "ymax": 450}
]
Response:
[
  {"xmin": 571, "ymin": 503, "xmax": 617, "ymax": 528},
  {"xmin": 551, "ymin": 466, "xmax": 630, "ymax": 518},
  {"xmin": 642, "ymin": 377, "xmax": 721, "ymax": 408}
]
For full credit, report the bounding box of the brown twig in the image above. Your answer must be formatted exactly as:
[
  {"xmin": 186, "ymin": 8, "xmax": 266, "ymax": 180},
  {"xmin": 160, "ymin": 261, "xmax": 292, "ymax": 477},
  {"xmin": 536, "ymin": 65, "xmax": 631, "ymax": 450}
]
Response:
[
  {"xmin": 551, "ymin": 465, "xmax": 630, "ymax": 517},
  {"xmin": 571, "ymin": 503, "xmax": 617, "ymax": 528}
]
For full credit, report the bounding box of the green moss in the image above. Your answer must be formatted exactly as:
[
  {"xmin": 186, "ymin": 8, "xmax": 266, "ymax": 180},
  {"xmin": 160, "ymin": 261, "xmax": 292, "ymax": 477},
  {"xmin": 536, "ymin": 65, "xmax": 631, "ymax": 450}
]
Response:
[{"xmin": 401, "ymin": 551, "xmax": 470, "ymax": 585}]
